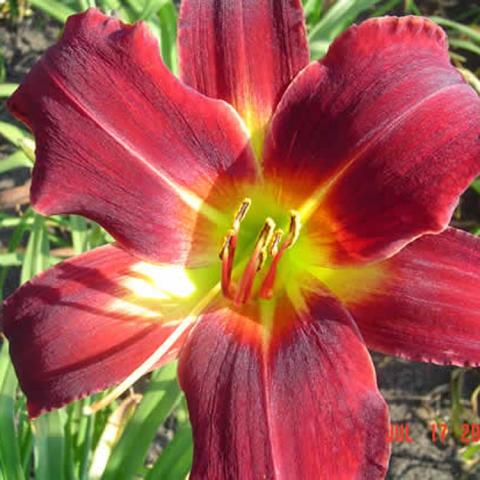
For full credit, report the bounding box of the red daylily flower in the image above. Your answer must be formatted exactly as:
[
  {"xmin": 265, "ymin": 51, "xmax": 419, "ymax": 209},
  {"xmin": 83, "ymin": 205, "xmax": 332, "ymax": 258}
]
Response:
[{"xmin": 3, "ymin": 2, "xmax": 480, "ymax": 478}]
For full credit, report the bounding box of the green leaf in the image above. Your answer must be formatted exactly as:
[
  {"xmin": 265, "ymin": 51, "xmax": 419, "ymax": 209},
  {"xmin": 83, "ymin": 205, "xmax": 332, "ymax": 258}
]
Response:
[
  {"xmin": 0, "ymin": 208, "xmax": 34, "ymax": 301},
  {"xmin": 100, "ymin": 363, "xmax": 182, "ymax": 480},
  {"xmin": 157, "ymin": 1, "xmax": 178, "ymax": 73},
  {"xmin": 450, "ymin": 368, "xmax": 465, "ymax": 440},
  {"xmin": 309, "ymin": 39, "xmax": 331, "ymax": 59},
  {"xmin": 0, "ymin": 214, "xmax": 33, "ymax": 228},
  {"xmin": 450, "ymin": 38, "xmax": 480, "ymax": 55},
  {"xmin": 430, "ymin": 16, "xmax": 480, "ymax": 43},
  {"xmin": 63, "ymin": 415, "xmax": 76, "ymax": 480},
  {"xmin": 20, "ymin": 424, "xmax": 33, "ymax": 476},
  {"xmin": 0, "ymin": 121, "xmax": 32, "ymax": 148},
  {"xmin": 121, "ymin": 0, "xmax": 143, "ymax": 18},
  {"xmin": 472, "ymin": 178, "xmax": 480, "ymax": 195},
  {"xmin": 370, "ymin": 0, "xmax": 401, "ymax": 17},
  {"xmin": 88, "ymin": 222, "xmax": 110, "ymax": 249},
  {"xmin": 0, "ymin": 342, "xmax": 24, "ymax": 480},
  {"xmin": 33, "ymin": 411, "xmax": 66, "ymax": 480},
  {"xmin": 29, "ymin": 0, "xmax": 77, "ymax": 23},
  {"xmin": 0, "ymin": 122, "xmax": 35, "ymax": 161},
  {"xmin": 140, "ymin": 0, "xmax": 168, "ymax": 20},
  {"xmin": 70, "ymin": 215, "xmax": 89, "ymax": 254},
  {"xmin": 76, "ymin": 0, "xmax": 97, "ymax": 10},
  {"xmin": 0, "ymin": 83, "xmax": 18, "ymax": 98},
  {"xmin": 304, "ymin": 0, "xmax": 324, "ymax": 26},
  {"xmin": 404, "ymin": 0, "xmax": 421, "ymax": 15},
  {"xmin": 0, "ymin": 150, "xmax": 33, "ymax": 174},
  {"xmin": 461, "ymin": 441, "xmax": 480, "ymax": 461},
  {"xmin": 309, "ymin": 0, "xmax": 381, "ymax": 44},
  {"xmin": 77, "ymin": 412, "xmax": 94, "ymax": 480},
  {"xmin": 20, "ymin": 214, "xmax": 50, "ymax": 284},
  {"xmin": 0, "ymin": 52, "xmax": 6, "ymax": 83},
  {"xmin": 458, "ymin": 68, "xmax": 480, "ymax": 95},
  {"xmin": 0, "ymin": 252, "xmax": 24, "ymax": 266},
  {"xmin": 145, "ymin": 422, "xmax": 193, "ymax": 480}
]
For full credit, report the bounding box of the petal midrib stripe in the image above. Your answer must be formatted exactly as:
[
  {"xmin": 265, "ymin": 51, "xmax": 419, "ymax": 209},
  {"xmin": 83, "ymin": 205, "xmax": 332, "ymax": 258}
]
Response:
[
  {"xmin": 298, "ymin": 82, "xmax": 466, "ymax": 222},
  {"xmin": 42, "ymin": 63, "xmax": 223, "ymax": 223}
]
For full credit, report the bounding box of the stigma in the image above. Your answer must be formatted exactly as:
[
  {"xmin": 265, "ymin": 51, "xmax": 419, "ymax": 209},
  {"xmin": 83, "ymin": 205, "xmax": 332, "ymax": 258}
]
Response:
[{"xmin": 219, "ymin": 198, "xmax": 301, "ymax": 305}]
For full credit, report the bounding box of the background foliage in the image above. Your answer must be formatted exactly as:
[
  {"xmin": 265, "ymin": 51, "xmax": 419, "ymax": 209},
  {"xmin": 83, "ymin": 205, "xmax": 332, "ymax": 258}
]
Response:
[{"xmin": 0, "ymin": 0, "xmax": 479, "ymax": 478}]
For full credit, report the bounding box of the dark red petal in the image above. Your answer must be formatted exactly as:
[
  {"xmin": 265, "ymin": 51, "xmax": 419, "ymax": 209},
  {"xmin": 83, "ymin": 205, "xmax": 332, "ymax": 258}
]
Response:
[
  {"xmin": 348, "ymin": 228, "xmax": 480, "ymax": 366},
  {"xmin": 8, "ymin": 9, "xmax": 257, "ymax": 266},
  {"xmin": 178, "ymin": 288, "xmax": 390, "ymax": 478},
  {"xmin": 265, "ymin": 17, "xmax": 480, "ymax": 265},
  {"xmin": 2, "ymin": 245, "xmax": 193, "ymax": 417},
  {"xmin": 178, "ymin": 0, "xmax": 309, "ymax": 155}
]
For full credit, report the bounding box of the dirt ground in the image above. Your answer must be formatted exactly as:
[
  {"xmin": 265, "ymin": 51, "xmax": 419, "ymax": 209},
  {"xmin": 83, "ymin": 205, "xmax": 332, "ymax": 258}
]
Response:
[
  {"xmin": 1, "ymin": 10, "xmax": 480, "ymax": 480},
  {"xmin": 377, "ymin": 354, "xmax": 480, "ymax": 479}
]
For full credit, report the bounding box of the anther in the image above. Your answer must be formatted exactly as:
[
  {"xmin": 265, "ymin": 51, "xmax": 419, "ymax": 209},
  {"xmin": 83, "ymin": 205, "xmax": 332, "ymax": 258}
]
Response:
[
  {"xmin": 285, "ymin": 210, "xmax": 301, "ymax": 248},
  {"xmin": 257, "ymin": 219, "xmax": 275, "ymax": 272},
  {"xmin": 234, "ymin": 218, "xmax": 275, "ymax": 306},
  {"xmin": 233, "ymin": 198, "xmax": 251, "ymax": 230},
  {"xmin": 219, "ymin": 229, "xmax": 235, "ymax": 261},
  {"xmin": 259, "ymin": 211, "xmax": 301, "ymax": 299},
  {"xmin": 220, "ymin": 198, "xmax": 251, "ymax": 298},
  {"xmin": 269, "ymin": 230, "xmax": 284, "ymax": 257}
]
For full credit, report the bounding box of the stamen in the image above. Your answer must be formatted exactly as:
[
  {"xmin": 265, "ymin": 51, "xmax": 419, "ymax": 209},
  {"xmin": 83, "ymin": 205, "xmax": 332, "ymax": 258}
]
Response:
[
  {"xmin": 257, "ymin": 222, "xmax": 276, "ymax": 272},
  {"xmin": 259, "ymin": 211, "xmax": 301, "ymax": 299},
  {"xmin": 285, "ymin": 210, "xmax": 301, "ymax": 249},
  {"xmin": 234, "ymin": 218, "xmax": 275, "ymax": 306},
  {"xmin": 219, "ymin": 202, "xmax": 301, "ymax": 303},
  {"xmin": 233, "ymin": 198, "xmax": 251, "ymax": 230},
  {"xmin": 220, "ymin": 230, "xmax": 235, "ymax": 298},
  {"xmin": 219, "ymin": 229, "xmax": 234, "ymax": 261},
  {"xmin": 219, "ymin": 198, "xmax": 251, "ymax": 298},
  {"xmin": 269, "ymin": 229, "xmax": 284, "ymax": 257}
]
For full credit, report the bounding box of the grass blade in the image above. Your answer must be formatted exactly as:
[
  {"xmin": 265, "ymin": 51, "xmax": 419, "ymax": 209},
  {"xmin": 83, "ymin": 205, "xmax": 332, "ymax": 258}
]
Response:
[
  {"xmin": 309, "ymin": 0, "xmax": 381, "ymax": 43},
  {"xmin": 0, "ymin": 252, "xmax": 24, "ymax": 266},
  {"xmin": 449, "ymin": 38, "xmax": 480, "ymax": 55},
  {"xmin": 29, "ymin": 0, "xmax": 77, "ymax": 23},
  {"xmin": 472, "ymin": 178, "xmax": 480, "ymax": 195},
  {"xmin": 140, "ymin": 0, "xmax": 167, "ymax": 20},
  {"xmin": 0, "ymin": 208, "xmax": 34, "ymax": 301},
  {"xmin": 20, "ymin": 213, "xmax": 50, "ymax": 284},
  {"xmin": 89, "ymin": 396, "xmax": 138, "ymax": 480},
  {"xmin": 0, "ymin": 342, "xmax": 24, "ymax": 480},
  {"xmin": 157, "ymin": 1, "xmax": 178, "ymax": 73},
  {"xmin": 0, "ymin": 150, "xmax": 33, "ymax": 174},
  {"xmin": 145, "ymin": 401, "xmax": 192, "ymax": 480},
  {"xmin": 458, "ymin": 68, "xmax": 480, "ymax": 95},
  {"xmin": 304, "ymin": 0, "xmax": 324, "ymax": 26},
  {"xmin": 430, "ymin": 16, "xmax": 480, "ymax": 43},
  {"xmin": 69, "ymin": 215, "xmax": 89, "ymax": 254},
  {"xmin": 0, "ymin": 121, "xmax": 33, "ymax": 148},
  {"xmin": 15, "ymin": 212, "xmax": 64, "ymax": 480},
  {"xmin": 33, "ymin": 411, "xmax": 66, "ymax": 480},
  {"xmin": 77, "ymin": 408, "xmax": 94, "ymax": 480},
  {"xmin": 0, "ymin": 122, "xmax": 35, "ymax": 161},
  {"xmin": 0, "ymin": 83, "xmax": 18, "ymax": 98},
  {"xmin": 100, "ymin": 362, "xmax": 182, "ymax": 480},
  {"xmin": 145, "ymin": 423, "xmax": 193, "ymax": 480}
]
